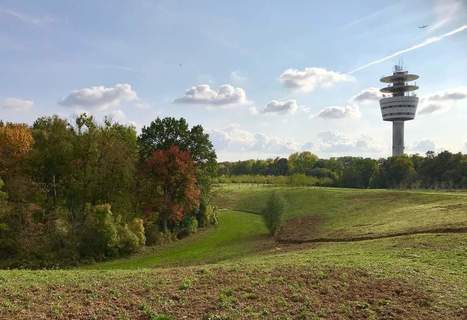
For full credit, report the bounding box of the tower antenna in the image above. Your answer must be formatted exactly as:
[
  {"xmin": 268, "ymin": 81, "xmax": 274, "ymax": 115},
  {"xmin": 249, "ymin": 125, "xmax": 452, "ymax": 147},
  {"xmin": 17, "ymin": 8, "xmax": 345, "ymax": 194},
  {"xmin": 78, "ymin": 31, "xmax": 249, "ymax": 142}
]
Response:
[{"xmin": 379, "ymin": 65, "xmax": 419, "ymax": 156}]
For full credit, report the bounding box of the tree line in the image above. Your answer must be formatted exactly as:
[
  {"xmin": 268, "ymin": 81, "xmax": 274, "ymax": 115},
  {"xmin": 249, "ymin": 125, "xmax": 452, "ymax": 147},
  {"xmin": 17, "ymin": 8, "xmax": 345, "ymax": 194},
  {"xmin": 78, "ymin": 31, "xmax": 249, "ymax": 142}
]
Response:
[
  {"xmin": 217, "ymin": 151, "xmax": 467, "ymax": 189},
  {"xmin": 0, "ymin": 115, "xmax": 217, "ymax": 268}
]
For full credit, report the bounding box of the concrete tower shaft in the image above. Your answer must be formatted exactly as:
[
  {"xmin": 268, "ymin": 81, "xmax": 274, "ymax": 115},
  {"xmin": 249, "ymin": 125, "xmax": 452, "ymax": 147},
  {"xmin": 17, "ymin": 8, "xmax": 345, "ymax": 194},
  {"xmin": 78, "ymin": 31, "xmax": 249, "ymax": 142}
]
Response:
[{"xmin": 379, "ymin": 65, "xmax": 419, "ymax": 156}]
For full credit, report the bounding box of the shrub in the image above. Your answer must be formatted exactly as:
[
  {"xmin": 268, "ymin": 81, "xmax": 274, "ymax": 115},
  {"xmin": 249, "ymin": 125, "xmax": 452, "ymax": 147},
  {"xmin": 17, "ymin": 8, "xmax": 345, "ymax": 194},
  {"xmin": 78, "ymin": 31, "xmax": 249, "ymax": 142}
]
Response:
[
  {"xmin": 129, "ymin": 218, "xmax": 146, "ymax": 247},
  {"xmin": 198, "ymin": 199, "xmax": 218, "ymax": 227},
  {"xmin": 79, "ymin": 204, "xmax": 119, "ymax": 259},
  {"xmin": 117, "ymin": 223, "xmax": 140, "ymax": 255},
  {"xmin": 262, "ymin": 192, "xmax": 286, "ymax": 236}
]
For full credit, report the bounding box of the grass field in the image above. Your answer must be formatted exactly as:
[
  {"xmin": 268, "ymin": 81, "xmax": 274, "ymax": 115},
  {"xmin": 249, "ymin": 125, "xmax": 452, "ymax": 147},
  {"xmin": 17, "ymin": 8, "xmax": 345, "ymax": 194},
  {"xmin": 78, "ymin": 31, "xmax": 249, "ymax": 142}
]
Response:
[
  {"xmin": 213, "ymin": 184, "xmax": 467, "ymax": 242},
  {"xmin": 1, "ymin": 184, "xmax": 466, "ymax": 319}
]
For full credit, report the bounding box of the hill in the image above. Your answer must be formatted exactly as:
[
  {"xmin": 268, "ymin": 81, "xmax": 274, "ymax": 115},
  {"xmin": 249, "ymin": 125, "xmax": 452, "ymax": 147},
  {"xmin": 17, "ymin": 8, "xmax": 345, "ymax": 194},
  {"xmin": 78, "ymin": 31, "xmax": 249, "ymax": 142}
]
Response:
[
  {"xmin": 214, "ymin": 184, "xmax": 467, "ymax": 242},
  {"xmin": 1, "ymin": 185, "xmax": 466, "ymax": 319}
]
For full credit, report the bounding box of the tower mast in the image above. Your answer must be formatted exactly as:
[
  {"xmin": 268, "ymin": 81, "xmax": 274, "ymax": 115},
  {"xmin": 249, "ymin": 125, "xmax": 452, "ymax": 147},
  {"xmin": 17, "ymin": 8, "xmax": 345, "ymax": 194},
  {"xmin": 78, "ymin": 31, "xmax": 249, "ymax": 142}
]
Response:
[{"xmin": 379, "ymin": 64, "xmax": 419, "ymax": 156}]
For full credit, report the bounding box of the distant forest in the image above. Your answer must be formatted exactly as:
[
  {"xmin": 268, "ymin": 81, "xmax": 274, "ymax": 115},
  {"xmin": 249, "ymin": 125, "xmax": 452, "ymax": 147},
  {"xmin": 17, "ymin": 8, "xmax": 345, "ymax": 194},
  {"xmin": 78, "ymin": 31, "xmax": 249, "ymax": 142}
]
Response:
[{"xmin": 217, "ymin": 151, "xmax": 467, "ymax": 189}]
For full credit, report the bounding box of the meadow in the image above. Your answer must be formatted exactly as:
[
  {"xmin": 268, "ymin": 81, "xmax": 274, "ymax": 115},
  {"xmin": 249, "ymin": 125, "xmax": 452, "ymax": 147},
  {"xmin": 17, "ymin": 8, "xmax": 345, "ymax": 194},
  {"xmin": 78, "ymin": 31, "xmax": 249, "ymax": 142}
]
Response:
[{"xmin": 1, "ymin": 185, "xmax": 466, "ymax": 319}]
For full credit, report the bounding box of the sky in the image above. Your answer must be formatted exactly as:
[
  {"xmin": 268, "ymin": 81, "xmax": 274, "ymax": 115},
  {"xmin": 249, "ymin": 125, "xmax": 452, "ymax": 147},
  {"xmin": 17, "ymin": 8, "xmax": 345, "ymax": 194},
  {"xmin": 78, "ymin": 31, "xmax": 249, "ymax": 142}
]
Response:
[{"xmin": 1, "ymin": 0, "xmax": 466, "ymax": 161}]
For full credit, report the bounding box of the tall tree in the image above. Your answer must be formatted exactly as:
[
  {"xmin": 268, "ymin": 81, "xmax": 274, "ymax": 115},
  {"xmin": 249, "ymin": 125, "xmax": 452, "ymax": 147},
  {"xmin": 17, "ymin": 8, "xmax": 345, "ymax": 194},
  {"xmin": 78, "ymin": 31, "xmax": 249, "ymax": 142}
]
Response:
[
  {"xmin": 143, "ymin": 145, "xmax": 200, "ymax": 232},
  {"xmin": 138, "ymin": 117, "xmax": 216, "ymax": 195}
]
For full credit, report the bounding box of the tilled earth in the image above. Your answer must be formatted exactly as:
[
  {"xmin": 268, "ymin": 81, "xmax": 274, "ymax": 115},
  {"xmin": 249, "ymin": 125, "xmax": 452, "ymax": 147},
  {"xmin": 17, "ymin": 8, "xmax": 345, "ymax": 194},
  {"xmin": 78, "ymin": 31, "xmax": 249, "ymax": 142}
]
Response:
[{"xmin": 1, "ymin": 264, "xmax": 465, "ymax": 320}]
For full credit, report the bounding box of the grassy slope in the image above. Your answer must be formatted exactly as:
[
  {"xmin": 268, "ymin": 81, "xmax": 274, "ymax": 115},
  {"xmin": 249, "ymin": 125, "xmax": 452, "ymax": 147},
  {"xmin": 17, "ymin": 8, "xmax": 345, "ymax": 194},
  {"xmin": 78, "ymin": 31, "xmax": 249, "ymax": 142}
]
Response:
[
  {"xmin": 83, "ymin": 210, "xmax": 269, "ymax": 270},
  {"xmin": 1, "ymin": 232, "xmax": 466, "ymax": 319},
  {"xmin": 1, "ymin": 185, "xmax": 466, "ymax": 319},
  {"xmin": 213, "ymin": 184, "xmax": 467, "ymax": 241}
]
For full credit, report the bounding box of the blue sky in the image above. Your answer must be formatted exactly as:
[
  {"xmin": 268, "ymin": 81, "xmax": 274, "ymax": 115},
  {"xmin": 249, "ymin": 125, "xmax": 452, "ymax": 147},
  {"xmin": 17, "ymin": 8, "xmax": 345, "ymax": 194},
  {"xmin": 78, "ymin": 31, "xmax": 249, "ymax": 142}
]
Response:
[{"xmin": 1, "ymin": 0, "xmax": 466, "ymax": 160}]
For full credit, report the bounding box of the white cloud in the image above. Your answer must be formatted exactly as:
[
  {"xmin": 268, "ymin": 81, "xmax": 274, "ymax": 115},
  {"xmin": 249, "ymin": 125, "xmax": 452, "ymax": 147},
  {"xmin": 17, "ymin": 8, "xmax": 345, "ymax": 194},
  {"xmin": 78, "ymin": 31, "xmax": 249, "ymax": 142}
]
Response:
[
  {"xmin": 352, "ymin": 87, "xmax": 384, "ymax": 103},
  {"xmin": 418, "ymin": 87, "xmax": 467, "ymax": 115},
  {"xmin": 316, "ymin": 104, "xmax": 360, "ymax": 119},
  {"xmin": 279, "ymin": 67, "xmax": 354, "ymax": 92},
  {"xmin": 315, "ymin": 131, "xmax": 382, "ymax": 156},
  {"xmin": 108, "ymin": 109, "xmax": 126, "ymax": 122},
  {"xmin": 262, "ymin": 100, "xmax": 298, "ymax": 114},
  {"xmin": 174, "ymin": 84, "xmax": 247, "ymax": 106},
  {"xmin": 210, "ymin": 125, "xmax": 300, "ymax": 154},
  {"xmin": 0, "ymin": 97, "xmax": 34, "ymax": 111},
  {"xmin": 59, "ymin": 83, "xmax": 138, "ymax": 111},
  {"xmin": 409, "ymin": 140, "xmax": 436, "ymax": 154}
]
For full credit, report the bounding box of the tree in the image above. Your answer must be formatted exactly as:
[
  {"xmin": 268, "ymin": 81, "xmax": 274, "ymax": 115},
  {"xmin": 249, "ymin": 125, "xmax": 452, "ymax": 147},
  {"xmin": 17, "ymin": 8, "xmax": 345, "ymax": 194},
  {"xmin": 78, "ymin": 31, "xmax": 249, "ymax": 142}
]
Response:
[
  {"xmin": 138, "ymin": 117, "xmax": 216, "ymax": 196},
  {"xmin": 288, "ymin": 152, "xmax": 318, "ymax": 175},
  {"xmin": 143, "ymin": 145, "xmax": 200, "ymax": 232},
  {"xmin": 0, "ymin": 123, "xmax": 34, "ymax": 202},
  {"xmin": 262, "ymin": 192, "xmax": 286, "ymax": 236},
  {"xmin": 29, "ymin": 116, "xmax": 75, "ymax": 207}
]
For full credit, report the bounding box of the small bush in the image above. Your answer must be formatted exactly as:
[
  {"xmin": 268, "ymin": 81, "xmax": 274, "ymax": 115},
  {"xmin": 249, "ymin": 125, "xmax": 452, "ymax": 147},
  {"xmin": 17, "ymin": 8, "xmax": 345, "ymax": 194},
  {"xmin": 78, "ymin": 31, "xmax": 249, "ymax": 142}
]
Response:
[
  {"xmin": 179, "ymin": 215, "xmax": 198, "ymax": 238},
  {"xmin": 129, "ymin": 218, "xmax": 146, "ymax": 247},
  {"xmin": 262, "ymin": 192, "xmax": 286, "ymax": 236},
  {"xmin": 79, "ymin": 204, "xmax": 119, "ymax": 259}
]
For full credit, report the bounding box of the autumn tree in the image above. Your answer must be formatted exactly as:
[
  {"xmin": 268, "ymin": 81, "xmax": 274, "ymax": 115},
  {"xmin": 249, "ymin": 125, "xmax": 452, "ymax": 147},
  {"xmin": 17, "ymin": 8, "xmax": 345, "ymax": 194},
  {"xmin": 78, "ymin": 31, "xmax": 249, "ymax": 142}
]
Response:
[
  {"xmin": 143, "ymin": 145, "xmax": 200, "ymax": 232},
  {"xmin": 138, "ymin": 117, "xmax": 216, "ymax": 196},
  {"xmin": 0, "ymin": 123, "xmax": 34, "ymax": 202}
]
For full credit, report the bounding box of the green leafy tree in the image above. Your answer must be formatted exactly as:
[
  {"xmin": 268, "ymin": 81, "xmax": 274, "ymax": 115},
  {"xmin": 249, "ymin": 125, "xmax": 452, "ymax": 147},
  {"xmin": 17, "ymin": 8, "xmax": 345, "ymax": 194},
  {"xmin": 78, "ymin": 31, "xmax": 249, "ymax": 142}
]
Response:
[
  {"xmin": 288, "ymin": 152, "xmax": 318, "ymax": 175},
  {"xmin": 262, "ymin": 192, "xmax": 287, "ymax": 236}
]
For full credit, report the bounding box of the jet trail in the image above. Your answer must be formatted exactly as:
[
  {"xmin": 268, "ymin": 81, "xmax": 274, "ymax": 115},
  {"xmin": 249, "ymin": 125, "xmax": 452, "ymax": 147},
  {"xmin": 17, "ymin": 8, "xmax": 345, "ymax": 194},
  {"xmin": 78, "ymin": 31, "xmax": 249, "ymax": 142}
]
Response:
[{"xmin": 349, "ymin": 24, "xmax": 467, "ymax": 74}]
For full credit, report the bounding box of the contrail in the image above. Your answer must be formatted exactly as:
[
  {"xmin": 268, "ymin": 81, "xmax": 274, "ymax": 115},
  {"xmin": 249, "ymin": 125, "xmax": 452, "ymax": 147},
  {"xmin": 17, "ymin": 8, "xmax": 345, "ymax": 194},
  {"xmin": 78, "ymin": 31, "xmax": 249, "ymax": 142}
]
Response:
[{"xmin": 349, "ymin": 24, "xmax": 467, "ymax": 74}]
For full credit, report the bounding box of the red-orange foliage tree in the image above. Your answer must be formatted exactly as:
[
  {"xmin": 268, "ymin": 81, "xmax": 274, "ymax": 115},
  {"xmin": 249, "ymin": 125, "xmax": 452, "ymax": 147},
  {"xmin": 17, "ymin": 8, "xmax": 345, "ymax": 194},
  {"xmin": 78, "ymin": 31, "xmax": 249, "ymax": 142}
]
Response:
[{"xmin": 144, "ymin": 145, "xmax": 200, "ymax": 232}]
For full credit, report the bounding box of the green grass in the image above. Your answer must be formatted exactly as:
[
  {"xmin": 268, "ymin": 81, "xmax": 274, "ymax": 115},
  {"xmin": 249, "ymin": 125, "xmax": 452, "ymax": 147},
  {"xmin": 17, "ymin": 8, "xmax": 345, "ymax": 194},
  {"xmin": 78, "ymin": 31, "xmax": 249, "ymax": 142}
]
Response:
[
  {"xmin": 83, "ymin": 209, "xmax": 268, "ymax": 270},
  {"xmin": 214, "ymin": 184, "xmax": 467, "ymax": 241}
]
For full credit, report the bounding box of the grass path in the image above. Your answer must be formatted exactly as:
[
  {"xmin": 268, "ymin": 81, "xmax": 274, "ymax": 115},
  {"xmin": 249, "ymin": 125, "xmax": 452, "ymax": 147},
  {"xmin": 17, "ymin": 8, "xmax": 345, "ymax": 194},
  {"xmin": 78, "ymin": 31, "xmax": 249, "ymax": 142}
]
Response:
[{"xmin": 83, "ymin": 209, "xmax": 269, "ymax": 270}]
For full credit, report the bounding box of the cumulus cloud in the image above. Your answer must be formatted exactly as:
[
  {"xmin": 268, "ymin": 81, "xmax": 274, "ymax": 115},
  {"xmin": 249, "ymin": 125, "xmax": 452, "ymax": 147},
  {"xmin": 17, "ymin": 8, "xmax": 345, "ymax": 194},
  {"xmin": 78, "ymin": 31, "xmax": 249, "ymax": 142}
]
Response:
[
  {"xmin": 0, "ymin": 97, "xmax": 34, "ymax": 111},
  {"xmin": 316, "ymin": 104, "xmax": 360, "ymax": 119},
  {"xmin": 262, "ymin": 100, "xmax": 298, "ymax": 114},
  {"xmin": 279, "ymin": 67, "xmax": 354, "ymax": 92},
  {"xmin": 409, "ymin": 140, "xmax": 436, "ymax": 154},
  {"xmin": 59, "ymin": 83, "xmax": 138, "ymax": 111},
  {"xmin": 313, "ymin": 87, "xmax": 384, "ymax": 120},
  {"xmin": 352, "ymin": 87, "xmax": 384, "ymax": 103},
  {"xmin": 210, "ymin": 125, "xmax": 300, "ymax": 154},
  {"xmin": 315, "ymin": 131, "xmax": 382, "ymax": 155},
  {"xmin": 418, "ymin": 87, "xmax": 467, "ymax": 115},
  {"xmin": 174, "ymin": 84, "xmax": 247, "ymax": 106}
]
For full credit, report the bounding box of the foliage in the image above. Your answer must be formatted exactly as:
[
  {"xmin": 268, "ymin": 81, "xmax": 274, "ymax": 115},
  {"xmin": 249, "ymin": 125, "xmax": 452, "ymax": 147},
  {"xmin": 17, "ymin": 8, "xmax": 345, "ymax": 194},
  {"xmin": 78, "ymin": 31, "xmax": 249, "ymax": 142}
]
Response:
[
  {"xmin": 79, "ymin": 204, "xmax": 119, "ymax": 258},
  {"xmin": 288, "ymin": 151, "xmax": 318, "ymax": 175},
  {"xmin": 218, "ymin": 151, "xmax": 467, "ymax": 189},
  {"xmin": 0, "ymin": 114, "xmax": 217, "ymax": 267},
  {"xmin": 138, "ymin": 117, "xmax": 217, "ymax": 195},
  {"xmin": 143, "ymin": 145, "xmax": 200, "ymax": 232},
  {"xmin": 262, "ymin": 192, "xmax": 287, "ymax": 236}
]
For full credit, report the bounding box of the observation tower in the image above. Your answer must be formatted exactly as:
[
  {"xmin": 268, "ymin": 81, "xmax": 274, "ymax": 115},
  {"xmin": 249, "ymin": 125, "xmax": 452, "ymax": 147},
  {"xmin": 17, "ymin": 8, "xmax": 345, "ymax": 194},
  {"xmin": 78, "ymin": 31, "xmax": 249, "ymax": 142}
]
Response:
[{"xmin": 379, "ymin": 65, "xmax": 419, "ymax": 156}]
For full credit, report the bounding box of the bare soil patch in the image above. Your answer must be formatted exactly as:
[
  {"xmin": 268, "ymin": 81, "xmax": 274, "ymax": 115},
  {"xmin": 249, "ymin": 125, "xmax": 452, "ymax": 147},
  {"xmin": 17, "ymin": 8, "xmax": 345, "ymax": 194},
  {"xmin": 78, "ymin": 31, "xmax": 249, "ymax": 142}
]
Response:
[{"xmin": 1, "ymin": 265, "xmax": 464, "ymax": 319}]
